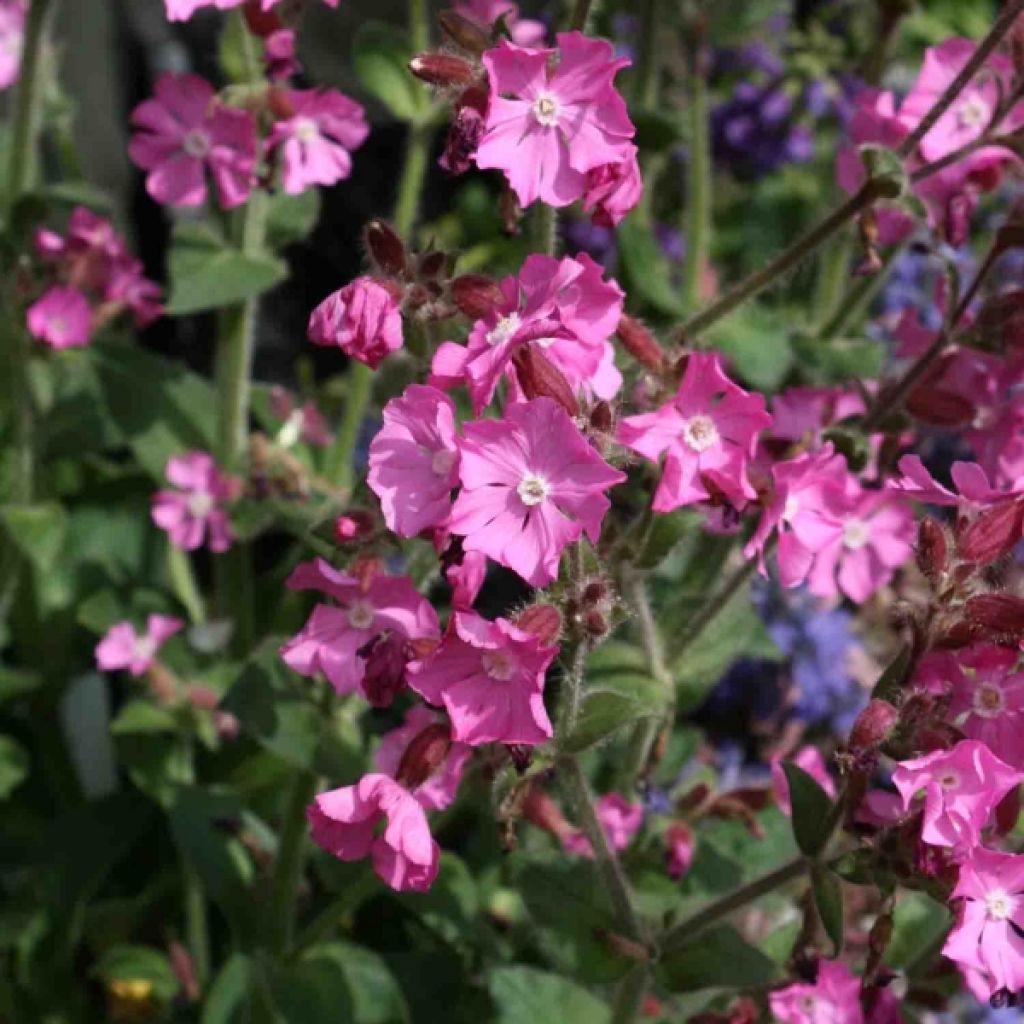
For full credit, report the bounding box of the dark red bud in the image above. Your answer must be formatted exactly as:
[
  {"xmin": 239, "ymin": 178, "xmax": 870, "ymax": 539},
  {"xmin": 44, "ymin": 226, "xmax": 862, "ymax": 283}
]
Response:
[
  {"xmin": 972, "ymin": 288, "xmax": 1024, "ymax": 349},
  {"xmin": 616, "ymin": 314, "xmax": 666, "ymax": 373},
  {"xmin": 965, "ymin": 593, "xmax": 1024, "ymax": 637},
  {"xmin": 267, "ymin": 86, "xmax": 297, "ymax": 120},
  {"xmin": 522, "ymin": 786, "xmax": 573, "ymax": 838},
  {"xmin": 582, "ymin": 579, "xmax": 609, "ymax": 605},
  {"xmin": 589, "ymin": 400, "xmax": 613, "ymax": 433},
  {"xmin": 513, "ymin": 345, "xmax": 580, "ymax": 416},
  {"xmin": 186, "ymin": 684, "xmax": 220, "ymax": 712},
  {"xmin": 146, "ymin": 663, "xmax": 178, "ymax": 705},
  {"xmin": 905, "ymin": 386, "xmax": 975, "ymax": 426},
  {"xmin": 916, "ymin": 517, "xmax": 949, "ymax": 581},
  {"xmin": 409, "ymin": 52, "xmax": 477, "ymax": 87},
  {"xmin": 437, "ymin": 9, "xmax": 491, "ymax": 56},
  {"xmin": 417, "ymin": 249, "xmax": 448, "ymax": 281},
  {"xmin": 364, "ymin": 219, "xmax": 408, "ymax": 277},
  {"xmin": 584, "ymin": 608, "xmax": 609, "ymax": 638},
  {"xmin": 243, "ymin": 0, "xmax": 283, "ymax": 37},
  {"xmin": 957, "ymin": 500, "xmax": 1024, "ymax": 565},
  {"xmin": 357, "ymin": 632, "xmax": 411, "ymax": 708},
  {"xmin": 848, "ymin": 699, "xmax": 899, "ymax": 754},
  {"xmin": 395, "ymin": 723, "xmax": 452, "ymax": 789},
  {"xmin": 335, "ymin": 509, "xmax": 376, "ymax": 543},
  {"xmin": 515, "ymin": 603, "xmax": 562, "ymax": 645},
  {"xmin": 450, "ymin": 273, "xmax": 502, "ymax": 319}
]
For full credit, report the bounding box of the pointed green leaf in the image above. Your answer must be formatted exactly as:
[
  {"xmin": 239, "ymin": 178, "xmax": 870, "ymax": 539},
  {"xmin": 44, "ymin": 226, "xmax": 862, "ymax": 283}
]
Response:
[
  {"xmin": 812, "ymin": 863, "xmax": 845, "ymax": 956},
  {"xmin": 657, "ymin": 924, "xmax": 780, "ymax": 992},
  {"xmin": 783, "ymin": 762, "xmax": 837, "ymax": 858}
]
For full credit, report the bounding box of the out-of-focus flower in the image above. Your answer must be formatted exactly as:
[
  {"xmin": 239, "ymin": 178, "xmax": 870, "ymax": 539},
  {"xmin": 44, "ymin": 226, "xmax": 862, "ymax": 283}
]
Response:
[
  {"xmin": 151, "ymin": 451, "xmax": 236, "ymax": 553},
  {"xmin": 769, "ymin": 959, "xmax": 863, "ymax": 1024},
  {"xmin": 95, "ymin": 615, "xmax": 184, "ymax": 677},
  {"xmin": 0, "ymin": 0, "xmax": 25, "ymax": 91},
  {"xmin": 665, "ymin": 822, "xmax": 695, "ymax": 879},
  {"xmin": 454, "ymin": 0, "xmax": 545, "ymax": 47},
  {"xmin": 26, "ymin": 285, "xmax": 92, "ymax": 349},
  {"xmin": 165, "ymin": 0, "xmax": 338, "ymax": 20},
  {"xmin": 563, "ymin": 793, "xmax": 643, "ymax": 857}
]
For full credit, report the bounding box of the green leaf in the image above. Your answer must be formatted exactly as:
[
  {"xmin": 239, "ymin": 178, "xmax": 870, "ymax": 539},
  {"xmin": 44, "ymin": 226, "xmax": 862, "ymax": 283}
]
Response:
[
  {"xmin": 635, "ymin": 508, "xmax": 701, "ymax": 570},
  {"xmin": 0, "ymin": 502, "xmax": 67, "ymax": 572},
  {"xmin": 353, "ymin": 22, "xmax": 425, "ymax": 122},
  {"xmin": 265, "ymin": 188, "xmax": 322, "ymax": 249},
  {"xmin": 657, "ymin": 925, "xmax": 780, "ymax": 992},
  {"xmin": 884, "ymin": 892, "xmax": 950, "ymax": 973},
  {"xmin": 811, "ymin": 864, "xmax": 844, "ymax": 956},
  {"xmin": 561, "ymin": 682, "xmax": 665, "ymax": 754},
  {"xmin": 631, "ymin": 109, "xmax": 686, "ymax": 152},
  {"xmin": 110, "ymin": 700, "xmax": 180, "ymax": 736},
  {"xmin": 872, "ymin": 644, "xmax": 913, "ymax": 702},
  {"xmin": 0, "ymin": 665, "xmax": 43, "ymax": 705},
  {"xmin": 707, "ymin": 305, "xmax": 794, "ymax": 391},
  {"xmin": 166, "ymin": 223, "xmax": 287, "ymax": 315},
  {"xmin": 617, "ymin": 214, "xmax": 686, "ymax": 318},
  {"xmin": 488, "ymin": 966, "xmax": 610, "ymax": 1024},
  {"xmin": 93, "ymin": 945, "xmax": 179, "ymax": 1002},
  {"xmin": 0, "ymin": 735, "xmax": 28, "ymax": 799},
  {"xmin": 782, "ymin": 762, "xmax": 836, "ymax": 858},
  {"xmin": 202, "ymin": 954, "xmax": 250, "ymax": 1024}
]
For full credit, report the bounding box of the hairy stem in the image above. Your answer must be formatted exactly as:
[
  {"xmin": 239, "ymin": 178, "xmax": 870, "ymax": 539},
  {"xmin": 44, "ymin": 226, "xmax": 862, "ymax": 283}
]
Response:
[
  {"xmin": 632, "ymin": 0, "xmax": 660, "ymax": 108},
  {"xmin": 568, "ymin": 0, "xmax": 596, "ymax": 32},
  {"xmin": 672, "ymin": 552, "xmax": 760, "ymax": 658}
]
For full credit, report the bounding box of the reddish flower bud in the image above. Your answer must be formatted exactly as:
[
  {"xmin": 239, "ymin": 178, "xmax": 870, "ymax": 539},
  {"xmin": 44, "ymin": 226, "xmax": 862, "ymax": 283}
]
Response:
[
  {"xmin": 186, "ymin": 684, "xmax": 220, "ymax": 712},
  {"xmin": 584, "ymin": 608, "xmax": 609, "ymax": 639},
  {"xmin": 357, "ymin": 631, "xmax": 411, "ymax": 707},
  {"xmin": 513, "ymin": 345, "xmax": 580, "ymax": 416},
  {"xmin": 905, "ymin": 386, "xmax": 974, "ymax": 426},
  {"xmin": 957, "ymin": 500, "xmax": 1024, "ymax": 565},
  {"xmin": 437, "ymin": 9, "xmax": 491, "ymax": 56},
  {"xmin": 363, "ymin": 219, "xmax": 407, "ymax": 277},
  {"xmin": 243, "ymin": 0, "xmax": 283, "ymax": 37},
  {"xmin": 522, "ymin": 785, "xmax": 574, "ymax": 839},
  {"xmin": 848, "ymin": 699, "xmax": 899, "ymax": 754},
  {"xmin": 395, "ymin": 723, "xmax": 452, "ymax": 790},
  {"xmin": 168, "ymin": 940, "xmax": 201, "ymax": 1003},
  {"xmin": 582, "ymin": 579, "xmax": 609, "ymax": 605},
  {"xmin": 417, "ymin": 249, "xmax": 449, "ymax": 281},
  {"xmin": 970, "ymin": 288, "xmax": 1024, "ymax": 350},
  {"xmin": 440, "ymin": 103, "xmax": 485, "ymax": 176},
  {"xmin": 515, "ymin": 603, "xmax": 562, "ymax": 645},
  {"xmin": 616, "ymin": 314, "xmax": 666, "ymax": 373},
  {"xmin": 335, "ymin": 509, "xmax": 375, "ymax": 543},
  {"xmin": 965, "ymin": 593, "xmax": 1024, "ymax": 637},
  {"xmin": 916, "ymin": 517, "xmax": 949, "ymax": 581},
  {"xmin": 589, "ymin": 400, "xmax": 613, "ymax": 433},
  {"xmin": 409, "ymin": 52, "xmax": 477, "ymax": 87},
  {"xmin": 146, "ymin": 663, "xmax": 178, "ymax": 705},
  {"xmin": 213, "ymin": 710, "xmax": 241, "ymax": 742},
  {"xmin": 450, "ymin": 273, "xmax": 502, "ymax": 319}
]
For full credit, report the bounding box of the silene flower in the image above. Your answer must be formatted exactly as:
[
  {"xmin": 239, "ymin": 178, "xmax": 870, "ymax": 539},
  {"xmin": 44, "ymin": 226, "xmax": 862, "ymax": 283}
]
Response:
[{"xmin": 151, "ymin": 451, "xmax": 237, "ymax": 553}]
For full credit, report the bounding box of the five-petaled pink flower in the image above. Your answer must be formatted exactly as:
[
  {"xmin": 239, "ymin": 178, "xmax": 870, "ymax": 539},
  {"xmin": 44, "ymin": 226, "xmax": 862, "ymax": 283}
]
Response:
[
  {"xmin": 947, "ymin": 646, "xmax": 1024, "ymax": 769},
  {"xmin": 308, "ymin": 773, "xmax": 439, "ymax": 893},
  {"xmin": 280, "ymin": 558, "xmax": 438, "ymax": 701},
  {"xmin": 268, "ymin": 88, "xmax": 368, "ymax": 195},
  {"xmin": 449, "ymin": 397, "xmax": 626, "ymax": 587},
  {"xmin": 771, "ymin": 746, "xmax": 836, "ymax": 817},
  {"xmin": 308, "ymin": 276, "xmax": 404, "ymax": 369},
  {"xmin": 407, "ymin": 610, "xmax": 556, "ymax": 746},
  {"xmin": 563, "ymin": 793, "xmax": 643, "ymax": 857},
  {"xmin": 151, "ymin": 451, "xmax": 237, "ymax": 553},
  {"xmin": 475, "ymin": 32, "xmax": 635, "ymax": 208},
  {"xmin": 129, "ymin": 73, "xmax": 257, "ymax": 209},
  {"xmin": 0, "ymin": 0, "xmax": 25, "ymax": 91},
  {"xmin": 619, "ymin": 352, "xmax": 772, "ymax": 513},
  {"xmin": 374, "ymin": 705, "xmax": 472, "ymax": 811},
  {"xmin": 95, "ymin": 615, "xmax": 184, "ymax": 677},
  {"xmin": 368, "ymin": 385, "xmax": 460, "ymax": 538},
  {"xmin": 769, "ymin": 959, "xmax": 864, "ymax": 1024},
  {"xmin": 943, "ymin": 846, "xmax": 1024, "ymax": 998},
  {"xmin": 892, "ymin": 739, "xmax": 1022, "ymax": 850},
  {"xmin": 26, "ymin": 285, "xmax": 92, "ymax": 349}
]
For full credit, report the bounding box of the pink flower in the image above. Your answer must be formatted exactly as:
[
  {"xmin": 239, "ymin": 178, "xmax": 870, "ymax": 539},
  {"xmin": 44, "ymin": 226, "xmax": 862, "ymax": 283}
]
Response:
[
  {"xmin": 265, "ymin": 29, "xmax": 301, "ymax": 81},
  {"xmin": 368, "ymin": 385, "xmax": 460, "ymax": 538},
  {"xmin": 106, "ymin": 258, "xmax": 165, "ymax": 327},
  {"xmin": 407, "ymin": 611, "xmax": 556, "ymax": 746},
  {"xmin": 129, "ymin": 73, "xmax": 257, "ymax": 209},
  {"xmin": 582, "ymin": 143, "xmax": 643, "ymax": 226},
  {"xmin": 564, "ymin": 793, "xmax": 643, "ymax": 857},
  {"xmin": 151, "ymin": 451, "xmax": 236, "ymax": 553},
  {"xmin": 948, "ymin": 646, "xmax": 1024, "ymax": 769},
  {"xmin": 807, "ymin": 487, "xmax": 915, "ymax": 604},
  {"xmin": 165, "ymin": 0, "xmax": 337, "ymax": 20},
  {"xmin": 768, "ymin": 960, "xmax": 863, "ymax": 1024},
  {"xmin": 308, "ymin": 276, "xmax": 403, "ymax": 369},
  {"xmin": 95, "ymin": 615, "xmax": 184, "ymax": 677},
  {"xmin": 0, "ymin": 0, "xmax": 24, "ymax": 91},
  {"xmin": 454, "ymin": 0, "xmax": 545, "ymax": 47},
  {"xmin": 943, "ymin": 847, "xmax": 1024, "ymax": 997},
  {"xmin": 889, "ymin": 454, "xmax": 1024, "ymax": 511},
  {"xmin": 374, "ymin": 705, "xmax": 472, "ymax": 811},
  {"xmin": 892, "ymin": 739, "xmax": 1022, "ymax": 850},
  {"xmin": 268, "ymin": 88, "xmax": 368, "ymax": 195},
  {"xmin": 665, "ymin": 823, "xmax": 695, "ymax": 880},
  {"xmin": 475, "ymin": 32, "xmax": 635, "ymax": 208},
  {"xmin": 771, "ymin": 746, "xmax": 837, "ymax": 817},
  {"xmin": 449, "ymin": 398, "xmax": 626, "ymax": 587},
  {"xmin": 26, "ymin": 285, "xmax": 92, "ymax": 349},
  {"xmin": 280, "ymin": 559, "xmax": 439, "ymax": 701},
  {"xmin": 769, "ymin": 387, "xmax": 865, "ymax": 444},
  {"xmin": 618, "ymin": 352, "xmax": 772, "ymax": 513},
  {"xmin": 308, "ymin": 773, "xmax": 440, "ymax": 893},
  {"xmin": 744, "ymin": 445, "xmax": 849, "ymax": 589}
]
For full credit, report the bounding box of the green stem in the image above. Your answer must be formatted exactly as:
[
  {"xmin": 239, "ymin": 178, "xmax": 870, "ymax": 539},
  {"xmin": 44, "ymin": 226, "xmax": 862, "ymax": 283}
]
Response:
[
  {"xmin": 408, "ymin": 0, "xmax": 428, "ymax": 55},
  {"xmin": 632, "ymin": 0, "xmax": 659, "ymax": 108},
  {"xmin": 611, "ymin": 964, "xmax": 649, "ymax": 1024},
  {"xmin": 267, "ymin": 769, "xmax": 319, "ymax": 956},
  {"xmin": 528, "ymin": 201, "xmax": 558, "ymax": 258},
  {"xmin": 393, "ymin": 119, "xmax": 430, "ymax": 240},
  {"xmin": 671, "ymin": 552, "xmax": 760, "ymax": 658},
  {"xmin": 182, "ymin": 855, "xmax": 211, "ymax": 988},
  {"xmin": 812, "ymin": 231, "xmax": 853, "ymax": 329},
  {"xmin": 167, "ymin": 545, "xmax": 207, "ymax": 626},
  {"xmin": 816, "ymin": 242, "xmax": 904, "ymax": 342},
  {"xmin": 324, "ymin": 361, "xmax": 374, "ymax": 493},
  {"xmin": 568, "ymin": 0, "xmax": 596, "ymax": 32},
  {"xmin": 682, "ymin": 45, "xmax": 711, "ymax": 315}
]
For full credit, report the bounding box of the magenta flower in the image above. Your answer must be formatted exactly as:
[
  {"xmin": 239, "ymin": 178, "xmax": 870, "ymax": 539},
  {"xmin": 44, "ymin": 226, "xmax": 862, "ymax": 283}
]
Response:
[
  {"xmin": 308, "ymin": 276, "xmax": 403, "ymax": 369},
  {"xmin": 26, "ymin": 285, "xmax": 92, "ymax": 349},
  {"xmin": 892, "ymin": 739, "xmax": 1022, "ymax": 850},
  {"xmin": 368, "ymin": 385, "xmax": 460, "ymax": 538},
  {"xmin": 769, "ymin": 959, "xmax": 863, "ymax": 1024},
  {"xmin": 0, "ymin": 0, "xmax": 24, "ymax": 91},
  {"xmin": 619, "ymin": 353, "xmax": 772, "ymax": 513},
  {"xmin": 106, "ymin": 258, "xmax": 165, "ymax": 327},
  {"xmin": 280, "ymin": 558, "xmax": 439, "ymax": 701},
  {"xmin": 770, "ymin": 746, "xmax": 836, "ymax": 817},
  {"xmin": 95, "ymin": 615, "xmax": 184, "ymax": 677},
  {"xmin": 582, "ymin": 144, "xmax": 643, "ymax": 227},
  {"xmin": 744, "ymin": 445, "xmax": 849, "ymax": 589},
  {"xmin": 374, "ymin": 705, "xmax": 472, "ymax": 811},
  {"xmin": 948, "ymin": 646, "xmax": 1024, "ymax": 769},
  {"xmin": 129, "ymin": 73, "xmax": 257, "ymax": 210},
  {"xmin": 769, "ymin": 386, "xmax": 865, "ymax": 444},
  {"xmin": 448, "ymin": 398, "xmax": 626, "ymax": 587},
  {"xmin": 943, "ymin": 847, "xmax": 1024, "ymax": 998},
  {"xmin": 407, "ymin": 611, "xmax": 556, "ymax": 746},
  {"xmin": 475, "ymin": 32, "xmax": 635, "ymax": 208},
  {"xmin": 807, "ymin": 487, "xmax": 915, "ymax": 604},
  {"xmin": 308, "ymin": 773, "xmax": 440, "ymax": 893},
  {"xmin": 164, "ymin": 0, "xmax": 337, "ymax": 21},
  {"xmin": 563, "ymin": 793, "xmax": 643, "ymax": 857},
  {"xmin": 889, "ymin": 454, "xmax": 1024, "ymax": 511},
  {"xmin": 151, "ymin": 451, "xmax": 236, "ymax": 553},
  {"xmin": 665, "ymin": 823, "xmax": 695, "ymax": 880},
  {"xmin": 268, "ymin": 88, "xmax": 368, "ymax": 195}
]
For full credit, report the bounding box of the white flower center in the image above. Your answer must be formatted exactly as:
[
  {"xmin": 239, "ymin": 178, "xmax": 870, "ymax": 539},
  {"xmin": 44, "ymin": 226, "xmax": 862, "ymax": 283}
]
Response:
[
  {"xmin": 517, "ymin": 473, "xmax": 550, "ymax": 507},
  {"xmin": 347, "ymin": 599, "xmax": 375, "ymax": 630},
  {"xmin": 294, "ymin": 117, "xmax": 320, "ymax": 143},
  {"xmin": 133, "ymin": 636, "xmax": 157, "ymax": 663},
  {"xmin": 186, "ymin": 492, "xmax": 214, "ymax": 519},
  {"xmin": 49, "ymin": 315, "xmax": 67, "ymax": 336},
  {"xmin": 182, "ymin": 129, "xmax": 211, "ymax": 158},
  {"xmin": 276, "ymin": 411, "xmax": 304, "ymax": 449},
  {"xmin": 482, "ymin": 649, "xmax": 517, "ymax": 681},
  {"xmin": 985, "ymin": 888, "xmax": 1014, "ymax": 921},
  {"xmin": 532, "ymin": 92, "xmax": 560, "ymax": 127},
  {"xmin": 958, "ymin": 95, "xmax": 991, "ymax": 130},
  {"xmin": 783, "ymin": 494, "xmax": 800, "ymax": 523},
  {"xmin": 973, "ymin": 682, "xmax": 1006, "ymax": 718},
  {"xmin": 939, "ymin": 770, "xmax": 961, "ymax": 791},
  {"xmin": 431, "ymin": 448, "xmax": 457, "ymax": 476},
  {"xmin": 680, "ymin": 414, "xmax": 719, "ymax": 453},
  {"xmin": 843, "ymin": 519, "xmax": 870, "ymax": 550},
  {"xmin": 486, "ymin": 312, "xmax": 521, "ymax": 346}
]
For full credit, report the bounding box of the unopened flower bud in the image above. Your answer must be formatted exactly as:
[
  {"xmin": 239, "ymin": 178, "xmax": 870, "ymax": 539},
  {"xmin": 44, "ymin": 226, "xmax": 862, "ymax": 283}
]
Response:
[
  {"xmin": 515, "ymin": 603, "xmax": 562, "ymax": 645},
  {"xmin": 335, "ymin": 509, "xmax": 375, "ymax": 543},
  {"xmin": 395, "ymin": 723, "xmax": 452, "ymax": 789},
  {"xmin": 168, "ymin": 940, "xmax": 200, "ymax": 1003},
  {"xmin": 186, "ymin": 684, "xmax": 220, "ymax": 712},
  {"xmin": 957, "ymin": 500, "xmax": 1024, "ymax": 565},
  {"xmin": 965, "ymin": 593, "xmax": 1024, "ymax": 638},
  {"xmin": 363, "ymin": 219, "xmax": 407, "ymax": 277},
  {"xmin": 905, "ymin": 385, "xmax": 974, "ymax": 426},
  {"xmin": 213, "ymin": 710, "xmax": 241, "ymax": 742},
  {"xmin": 417, "ymin": 249, "xmax": 448, "ymax": 281},
  {"xmin": 243, "ymin": 0, "xmax": 283, "ymax": 37},
  {"xmin": 438, "ymin": 9, "xmax": 491, "ymax": 56},
  {"xmin": 513, "ymin": 345, "xmax": 580, "ymax": 416},
  {"xmin": 450, "ymin": 273, "xmax": 503, "ymax": 319},
  {"xmin": 409, "ymin": 52, "xmax": 477, "ymax": 87},
  {"xmin": 145, "ymin": 662, "xmax": 178, "ymax": 705},
  {"xmin": 357, "ymin": 631, "xmax": 410, "ymax": 707},
  {"xmin": 916, "ymin": 517, "xmax": 949, "ymax": 581},
  {"xmin": 589, "ymin": 400, "xmax": 613, "ymax": 433},
  {"xmin": 440, "ymin": 103, "xmax": 485, "ymax": 176},
  {"xmin": 584, "ymin": 608, "xmax": 609, "ymax": 639},
  {"xmin": 848, "ymin": 699, "xmax": 899, "ymax": 754},
  {"xmin": 522, "ymin": 785, "xmax": 573, "ymax": 839},
  {"xmin": 616, "ymin": 314, "xmax": 666, "ymax": 372}
]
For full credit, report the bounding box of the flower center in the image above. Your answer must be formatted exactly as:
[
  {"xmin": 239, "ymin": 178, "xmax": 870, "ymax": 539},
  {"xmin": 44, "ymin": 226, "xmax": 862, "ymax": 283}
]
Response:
[
  {"xmin": 133, "ymin": 636, "xmax": 157, "ymax": 663},
  {"xmin": 985, "ymin": 888, "xmax": 1014, "ymax": 921},
  {"xmin": 843, "ymin": 519, "xmax": 870, "ymax": 550},
  {"xmin": 347, "ymin": 599, "xmax": 375, "ymax": 630},
  {"xmin": 957, "ymin": 95, "xmax": 991, "ymax": 130},
  {"xmin": 293, "ymin": 117, "xmax": 320, "ymax": 143},
  {"xmin": 49, "ymin": 315, "xmax": 67, "ymax": 336},
  {"xmin": 482, "ymin": 649, "xmax": 517, "ymax": 681},
  {"xmin": 939, "ymin": 770, "xmax": 961, "ymax": 791},
  {"xmin": 486, "ymin": 312, "xmax": 521, "ymax": 346},
  {"xmin": 783, "ymin": 494, "xmax": 800, "ymax": 523},
  {"xmin": 532, "ymin": 93, "xmax": 560, "ymax": 127},
  {"xmin": 431, "ymin": 448, "xmax": 457, "ymax": 476},
  {"xmin": 186, "ymin": 492, "xmax": 214, "ymax": 519},
  {"xmin": 517, "ymin": 473, "xmax": 550, "ymax": 507},
  {"xmin": 182, "ymin": 129, "xmax": 211, "ymax": 158},
  {"xmin": 973, "ymin": 682, "xmax": 1006, "ymax": 718},
  {"xmin": 680, "ymin": 414, "xmax": 719, "ymax": 453}
]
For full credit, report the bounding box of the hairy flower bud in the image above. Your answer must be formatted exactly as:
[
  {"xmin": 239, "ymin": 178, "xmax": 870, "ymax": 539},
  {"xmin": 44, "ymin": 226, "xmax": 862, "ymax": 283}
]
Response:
[
  {"xmin": 616, "ymin": 314, "xmax": 666, "ymax": 372},
  {"xmin": 409, "ymin": 53, "xmax": 477, "ymax": 87},
  {"xmin": 848, "ymin": 699, "xmax": 899, "ymax": 754},
  {"xmin": 450, "ymin": 273, "xmax": 503, "ymax": 319},
  {"xmin": 965, "ymin": 593, "xmax": 1024, "ymax": 638},
  {"xmin": 957, "ymin": 500, "xmax": 1024, "ymax": 565},
  {"xmin": 515, "ymin": 603, "xmax": 562, "ymax": 645},
  {"xmin": 363, "ymin": 219, "xmax": 407, "ymax": 277},
  {"xmin": 440, "ymin": 101, "xmax": 485, "ymax": 176},
  {"xmin": 395, "ymin": 722, "xmax": 452, "ymax": 790},
  {"xmin": 358, "ymin": 631, "xmax": 411, "ymax": 707},
  {"xmin": 589, "ymin": 400, "xmax": 613, "ymax": 433},
  {"xmin": 916, "ymin": 517, "xmax": 949, "ymax": 581},
  {"xmin": 905, "ymin": 385, "xmax": 974, "ymax": 426},
  {"xmin": 438, "ymin": 9, "xmax": 491, "ymax": 56},
  {"xmin": 522, "ymin": 785, "xmax": 573, "ymax": 839},
  {"xmin": 512, "ymin": 345, "xmax": 580, "ymax": 416}
]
